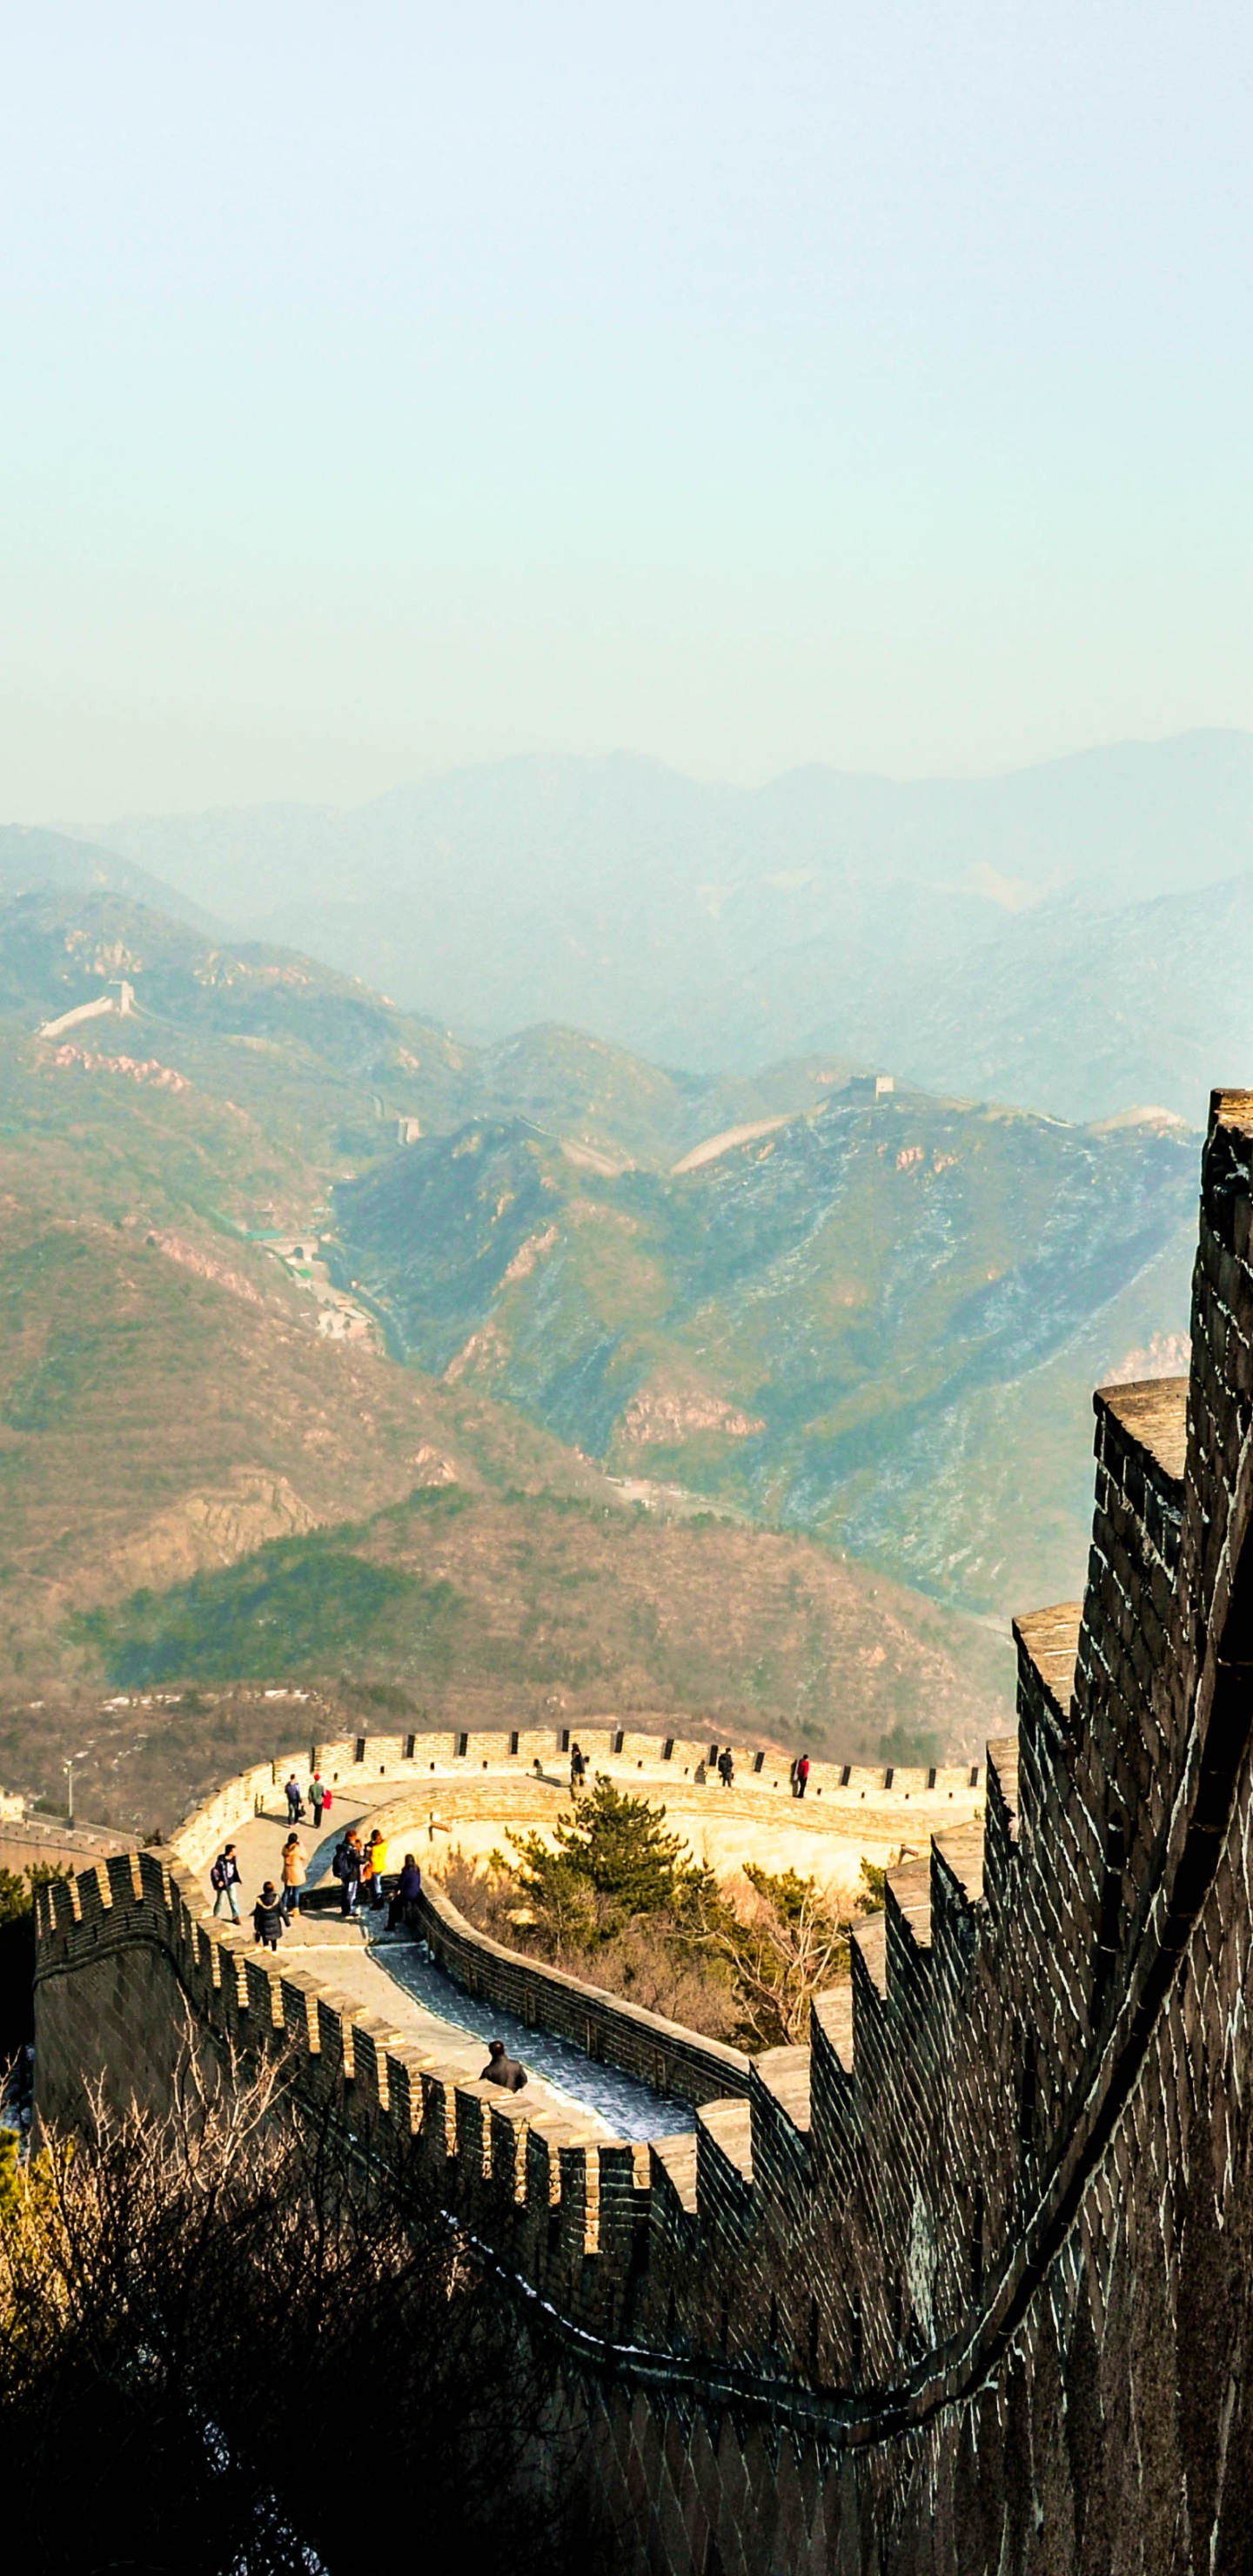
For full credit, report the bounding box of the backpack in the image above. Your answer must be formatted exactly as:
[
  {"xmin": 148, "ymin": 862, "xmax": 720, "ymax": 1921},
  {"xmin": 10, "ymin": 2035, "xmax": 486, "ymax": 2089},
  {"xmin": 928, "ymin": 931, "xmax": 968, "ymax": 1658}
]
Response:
[
  {"xmin": 211, "ymin": 1857, "xmax": 227, "ymax": 1891},
  {"xmin": 332, "ymin": 1842, "xmax": 350, "ymax": 1882}
]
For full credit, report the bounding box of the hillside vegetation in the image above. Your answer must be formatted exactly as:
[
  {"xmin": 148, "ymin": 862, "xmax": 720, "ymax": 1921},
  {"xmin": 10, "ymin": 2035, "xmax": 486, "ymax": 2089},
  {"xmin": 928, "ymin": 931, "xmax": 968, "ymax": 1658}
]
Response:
[
  {"xmin": 0, "ymin": 888, "xmax": 1009, "ymax": 1831},
  {"xmin": 338, "ymin": 1088, "xmax": 1197, "ymax": 1612}
]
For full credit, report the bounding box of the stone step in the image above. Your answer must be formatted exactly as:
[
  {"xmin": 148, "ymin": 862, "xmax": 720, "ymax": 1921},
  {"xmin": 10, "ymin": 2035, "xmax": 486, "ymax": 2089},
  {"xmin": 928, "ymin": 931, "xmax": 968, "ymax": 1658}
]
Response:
[
  {"xmin": 932, "ymin": 1822, "xmax": 986, "ymax": 1910},
  {"xmin": 1096, "ymin": 1376, "xmax": 1188, "ymax": 1489},
  {"xmin": 753, "ymin": 2044, "xmax": 810, "ymax": 2133},
  {"xmin": 1013, "ymin": 1603, "xmax": 1082, "ymax": 1731},
  {"xmin": 749, "ymin": 2044, "xmax": 811, "ymax": 2199},
  {"xmin": 698, "ymin": 2096, "xmax": 754, "ymax": 2171},
  {"xmin": 650, "ymin": 2131, "xmax": 699, "ymax": 2216},
  {"xmin": 696, "ymin": 2099, "xmax": 754, "ymax": 2210}
]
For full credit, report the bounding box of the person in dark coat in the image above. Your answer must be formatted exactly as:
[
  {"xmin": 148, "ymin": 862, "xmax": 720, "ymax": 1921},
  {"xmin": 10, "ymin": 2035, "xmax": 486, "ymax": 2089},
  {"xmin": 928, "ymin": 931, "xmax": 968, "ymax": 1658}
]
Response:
[
  {"xmin": 333, "ymin": 1830, "xmax": 363, "ymax": 1917},
  {"xmin": 285, "ymin": 1773, "xmax": 304, "ymax": 1822},
  {"xmin": 717, "ymin": 1748, "xmax": 734, "ymax": 1788},
  {"xmin": 386, "ymin": 1854, "xmax": 422, "ymax": 1932},
  {"xmin": 252, "ymin": 1882, "xmax": 285, "ymax": 1951},
  {"xmin": 480, "ymin": 2039, "xmax": 527, "ymax": 2092},
  {"xmin": 211, "ymin": 1843, "xmax": 242, "ymax": 1921}
]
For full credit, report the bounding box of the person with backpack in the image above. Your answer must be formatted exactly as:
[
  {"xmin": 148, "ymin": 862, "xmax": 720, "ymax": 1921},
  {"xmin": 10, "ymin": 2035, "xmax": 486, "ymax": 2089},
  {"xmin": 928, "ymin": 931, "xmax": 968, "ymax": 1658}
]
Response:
[
  {"xmin": 308, "ymin": 1774, "xmax": 326, "ymax": 1828},
  {"xmin": 210, "ymin": 1844, "xmax": 241, "ymax": 1921},
  {"xmin": 333, "ymin": 1828, "xmax": 363, "ymax": 1918},
  {"xmin": 252, "ymin": 1881, "xmax": 285, "ymax": 1951}
]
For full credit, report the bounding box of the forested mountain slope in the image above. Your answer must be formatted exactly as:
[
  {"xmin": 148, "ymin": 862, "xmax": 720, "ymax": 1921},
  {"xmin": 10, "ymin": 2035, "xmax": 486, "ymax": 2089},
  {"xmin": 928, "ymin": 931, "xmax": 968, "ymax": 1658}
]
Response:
[{"xmin": 338, "ymin": 1087, "xmax": 1197, "ymax": 1613}]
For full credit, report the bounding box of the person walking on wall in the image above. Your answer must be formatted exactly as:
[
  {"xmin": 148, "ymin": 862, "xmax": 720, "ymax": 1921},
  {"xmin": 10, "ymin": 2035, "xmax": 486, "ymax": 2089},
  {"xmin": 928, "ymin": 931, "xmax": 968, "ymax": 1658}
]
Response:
[
  {"xmin": 480, "ymin": 2039, "xmax": 527, "ymax": 2092},
  {"xmin": 280, "ymin": 1833, "xmax": 306, "ymax": 1919},
  {"xmin": 252, "ymin": 1881, "xmax": 285, "ymax": 1951},
  {"xmin": 569, "ymin": 1741, "xmax": 586, "ymax": 1794},
  {"xmin": 795, "ymin": 1753, "xmax": 810, "ymax": 1800},
  {"xmin": 309, "ymin": 1773, "xmax": 326, "ymax": 1828},
  {"xmin": 717, "ymin": 1748, "xmax": 734, "ymax": 1789},
  {"xmin": 211, "ymin": 1844, "xmax": 241, "ymax": 1921},
  {"xmin": 387, "ymin": 1853, "xmax": 422, "ymax": 1932},
  {"xmin": 285, "ymin": 1773, "xmax": 304, "ymax": 1824}
]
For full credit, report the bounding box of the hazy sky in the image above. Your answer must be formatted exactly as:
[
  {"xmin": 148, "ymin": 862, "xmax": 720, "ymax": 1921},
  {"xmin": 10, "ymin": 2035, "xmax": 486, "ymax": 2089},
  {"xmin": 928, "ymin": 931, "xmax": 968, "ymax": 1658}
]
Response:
[{"xmin": 3, "ymin": 1, "xmax": 1251, "ymax": 816}]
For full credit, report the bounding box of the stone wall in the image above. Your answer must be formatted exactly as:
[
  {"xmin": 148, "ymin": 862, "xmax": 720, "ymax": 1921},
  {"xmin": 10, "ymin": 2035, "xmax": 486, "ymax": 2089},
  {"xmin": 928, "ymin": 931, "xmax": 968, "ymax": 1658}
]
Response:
[
  {"xmin": 36, "ymin": 1088, "xmax": 1253, "ymax": 2573},
  {"xmin": 170, "ymin": 1734, "xmax": 982, "ymax": 1879},
  {"xmin": 410, "ymin": 1868, "xmax": 750, "ymax": 2109}
]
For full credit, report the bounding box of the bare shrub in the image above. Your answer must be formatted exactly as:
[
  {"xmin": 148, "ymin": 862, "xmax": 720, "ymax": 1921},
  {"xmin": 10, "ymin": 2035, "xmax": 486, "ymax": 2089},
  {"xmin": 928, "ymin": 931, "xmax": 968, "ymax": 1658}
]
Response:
[{"xmin": 0, "ymin": 2047, "xmax": 602, "ymax": 2575}]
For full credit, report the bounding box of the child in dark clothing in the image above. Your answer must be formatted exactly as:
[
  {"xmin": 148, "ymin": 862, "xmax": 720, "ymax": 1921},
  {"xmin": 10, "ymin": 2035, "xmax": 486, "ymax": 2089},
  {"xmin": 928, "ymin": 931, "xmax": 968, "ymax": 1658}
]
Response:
[{"xmin": 252, "ymin": 1881, "xmax": 285, "ymax": 1950}]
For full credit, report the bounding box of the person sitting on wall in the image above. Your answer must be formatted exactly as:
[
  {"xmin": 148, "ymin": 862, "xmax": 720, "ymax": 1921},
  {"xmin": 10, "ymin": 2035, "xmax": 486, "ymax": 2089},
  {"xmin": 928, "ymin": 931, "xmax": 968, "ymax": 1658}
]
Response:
[
  {"xmin": 717, "ymin": 1748, "xmax": 734, "ymax": 1788},
  {"xmin": 210, "ymin": 1843, "xmax": 242, "ymax": 1922},
  {"xmin": 280, "ymin": 1833, "xmax": 306, "ymax": 1919},
  {"xmin": 480, "ymin": 2039, "xmax": 527, "ymax": 2092},
  {"xmin": 285, "ymin": 1773, "xmax": 304, "ymax": 1823},
  {"xmin": 386, "ymin": 1853, "xmax": 422, "ymax": 1932},
  {"xmin": 252, "ymin": 1881, "xmax": 285, "ymax": 1952}
]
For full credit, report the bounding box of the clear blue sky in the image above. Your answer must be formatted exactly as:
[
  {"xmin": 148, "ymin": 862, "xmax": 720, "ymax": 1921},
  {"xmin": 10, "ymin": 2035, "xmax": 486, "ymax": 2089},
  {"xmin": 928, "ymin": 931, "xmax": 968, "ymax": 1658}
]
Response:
[{"xmin": 3, "ymin": 1, "xmax": 1251, "ymax": 815}]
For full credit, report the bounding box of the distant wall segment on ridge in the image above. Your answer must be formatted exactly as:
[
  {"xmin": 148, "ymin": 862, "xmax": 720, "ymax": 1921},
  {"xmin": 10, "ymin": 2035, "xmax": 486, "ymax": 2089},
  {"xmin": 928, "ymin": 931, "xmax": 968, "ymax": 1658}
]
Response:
[
  {"xmin": 169, "ymin": 1730, "xmax": 983, "ymax": 1880},
  {"xmin": 35, "ymin": 1089, "xmax": 1253, "ymax": 2573}
]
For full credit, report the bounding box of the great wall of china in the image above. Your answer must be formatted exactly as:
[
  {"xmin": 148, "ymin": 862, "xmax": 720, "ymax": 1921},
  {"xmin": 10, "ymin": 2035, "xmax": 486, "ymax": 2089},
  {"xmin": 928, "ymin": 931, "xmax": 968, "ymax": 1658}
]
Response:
[{"xmin": 31, "ymin": 1086, "xmax": 1253, "ymax": 2573}]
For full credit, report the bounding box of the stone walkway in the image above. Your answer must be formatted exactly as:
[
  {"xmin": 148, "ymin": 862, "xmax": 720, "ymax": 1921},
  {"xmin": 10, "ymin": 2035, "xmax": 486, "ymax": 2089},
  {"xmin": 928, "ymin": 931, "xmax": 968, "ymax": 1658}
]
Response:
[{"xmin": 196, "ymin": 1788, "xmax": 690, "ymax": 2138}]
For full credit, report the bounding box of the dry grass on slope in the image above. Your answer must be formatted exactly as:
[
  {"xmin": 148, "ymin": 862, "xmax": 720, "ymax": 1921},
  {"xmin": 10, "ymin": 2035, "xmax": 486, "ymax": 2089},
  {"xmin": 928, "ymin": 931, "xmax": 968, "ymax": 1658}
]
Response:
[{"xmin": 0, "ymin": 1175, "xmax": 610, "ymax": 1689}]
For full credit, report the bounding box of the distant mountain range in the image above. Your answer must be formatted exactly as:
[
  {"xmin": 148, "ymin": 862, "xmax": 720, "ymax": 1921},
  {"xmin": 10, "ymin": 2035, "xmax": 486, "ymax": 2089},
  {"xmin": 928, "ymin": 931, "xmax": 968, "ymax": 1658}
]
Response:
[
  {"xmin": 0, "ymin": 882, "xmax": 1201, "ymax": 1631},
  {"xmin": 64, "ymin": 730, "xmax": 1253, "ymax": 1125},
  {"xmin": 0, "ymin": 883, "xmax": 1015, "ymax": 1808},
  {"xmin": 0, "ymin": 822, "xmax": 218, "ymax": 929},
  {"xmin": 336, "ymin": 1088, "xmax": 1197, "ymax": 1618}
]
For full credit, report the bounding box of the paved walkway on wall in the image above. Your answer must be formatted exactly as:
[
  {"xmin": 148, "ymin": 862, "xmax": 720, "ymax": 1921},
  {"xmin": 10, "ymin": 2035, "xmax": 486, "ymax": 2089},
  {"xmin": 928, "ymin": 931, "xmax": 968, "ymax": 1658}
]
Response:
[{"xmin": 196, "ymin": 1790, "xmax": 692, "ymax": 2140}]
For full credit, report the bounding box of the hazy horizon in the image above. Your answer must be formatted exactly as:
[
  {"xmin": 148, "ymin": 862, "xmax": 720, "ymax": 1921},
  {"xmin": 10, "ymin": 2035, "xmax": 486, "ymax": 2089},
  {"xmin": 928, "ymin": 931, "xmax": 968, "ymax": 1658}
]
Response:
[
  {"xmin": 3, "ymin": 3, "xmax": 1251, "ymax": 819},
  {"xmin": 23, "ymin": 721, "xmax": 1243, "ymax": 838}
]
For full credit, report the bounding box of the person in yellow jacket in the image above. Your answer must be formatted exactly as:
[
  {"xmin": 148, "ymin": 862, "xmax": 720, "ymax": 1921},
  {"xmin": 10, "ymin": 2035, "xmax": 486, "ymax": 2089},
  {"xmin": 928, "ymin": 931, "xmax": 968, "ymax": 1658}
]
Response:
[
  {"xmin": 364, "ymin": 1826, "xmax": 388, "ymax": 1911},
  {"xmin": 280, "ymin": 1833, "xmax": 307, "ymax": 1921}
]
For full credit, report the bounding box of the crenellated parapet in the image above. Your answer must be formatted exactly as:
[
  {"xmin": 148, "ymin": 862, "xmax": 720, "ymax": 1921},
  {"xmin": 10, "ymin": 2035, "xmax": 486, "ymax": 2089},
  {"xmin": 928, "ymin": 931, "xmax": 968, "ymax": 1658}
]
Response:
[{"xmin": 34, "ymin": 1090, "xmax": 1253, "ymax": 2572}]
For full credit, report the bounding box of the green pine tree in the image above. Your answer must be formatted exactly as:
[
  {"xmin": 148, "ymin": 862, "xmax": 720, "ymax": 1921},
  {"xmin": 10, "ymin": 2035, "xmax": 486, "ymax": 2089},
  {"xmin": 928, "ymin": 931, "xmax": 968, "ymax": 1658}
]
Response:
[{"xmin": 511, "ymin": 1776, "xmax": 697, "ymax": 1925}]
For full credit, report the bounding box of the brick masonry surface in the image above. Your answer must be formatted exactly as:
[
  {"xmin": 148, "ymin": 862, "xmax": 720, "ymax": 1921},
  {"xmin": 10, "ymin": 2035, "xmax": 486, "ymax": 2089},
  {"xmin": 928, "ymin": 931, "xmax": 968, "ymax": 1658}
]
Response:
[{"xmin": 33, "ymin": 1086, "xmax": 1253, "ymax": 2573}]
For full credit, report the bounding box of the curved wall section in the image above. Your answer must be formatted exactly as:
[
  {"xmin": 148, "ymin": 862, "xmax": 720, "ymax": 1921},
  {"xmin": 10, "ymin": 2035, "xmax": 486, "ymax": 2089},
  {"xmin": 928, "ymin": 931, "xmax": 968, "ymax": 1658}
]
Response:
[
  {"xmin": 408, "ymin": 1869, "xmax": 749, "ymax": 2110},
  {"xmin": 34, "ymin": 1089, "xmax": 1253, "ymax": 2574}
]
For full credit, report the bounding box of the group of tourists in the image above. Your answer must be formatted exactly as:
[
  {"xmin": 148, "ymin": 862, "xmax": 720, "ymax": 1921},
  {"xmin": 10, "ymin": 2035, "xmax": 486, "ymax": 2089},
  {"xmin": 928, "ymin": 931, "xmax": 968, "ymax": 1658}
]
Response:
[
  {"xmin": 331, "ymin": 1824, "xmax": 386, "ymax": 1915},
  {"xmin": 208, "ymin": 1789, "xmax": 425, "ymax": 1953}
]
